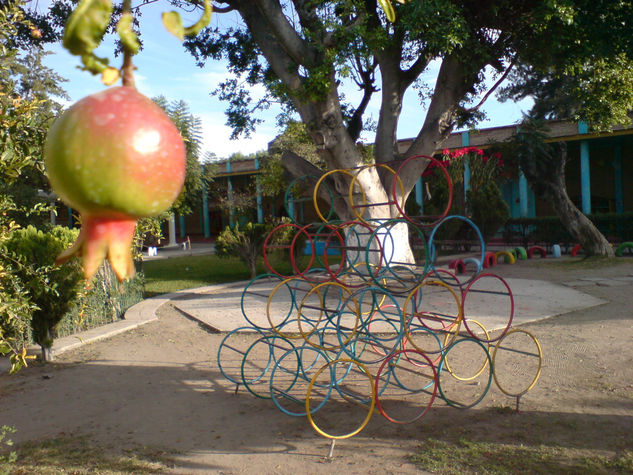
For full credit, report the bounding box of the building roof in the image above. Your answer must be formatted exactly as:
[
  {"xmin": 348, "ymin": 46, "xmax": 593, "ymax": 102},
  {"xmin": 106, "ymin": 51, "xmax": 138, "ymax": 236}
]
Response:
[
  {"xmin": 399, "ymin": 120, "xmax": 633, "ymax": 152},
  {"xmin": 213, "ymin": 120, "xmax": 633, "ymax": 177}
]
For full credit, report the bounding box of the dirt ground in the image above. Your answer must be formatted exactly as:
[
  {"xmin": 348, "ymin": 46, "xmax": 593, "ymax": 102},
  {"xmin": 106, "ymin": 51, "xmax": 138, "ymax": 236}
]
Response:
[{"xmin": 1, "ymin": 258, "xmax": 632, "ymax": 474}]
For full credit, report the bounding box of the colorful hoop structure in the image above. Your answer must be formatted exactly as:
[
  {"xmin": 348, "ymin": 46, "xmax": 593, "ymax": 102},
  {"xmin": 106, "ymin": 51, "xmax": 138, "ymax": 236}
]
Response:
[{"xmin": 221, "ymin": 160, "xmax": 543, "ymax": 444}]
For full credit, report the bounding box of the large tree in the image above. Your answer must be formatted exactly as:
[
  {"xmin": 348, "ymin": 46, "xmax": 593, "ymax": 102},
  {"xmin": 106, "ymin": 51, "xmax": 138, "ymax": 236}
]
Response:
[
  {"xmin": 180, "ymin": 0, "xmax": 633, "ymax": 260},
  {"xmin": 496, "ymin": 43, "xmax": 633, "ymax": 257},
  {"xmin": 507, "ymin": 118, "xmax": 616, "ymax": 257}
]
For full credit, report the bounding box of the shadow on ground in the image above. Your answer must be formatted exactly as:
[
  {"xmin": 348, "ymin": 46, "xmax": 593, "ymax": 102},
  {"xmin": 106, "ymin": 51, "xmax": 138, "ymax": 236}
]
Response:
[{"xmin": 1, "ymin": 356, "xmax": 632, "ymax": 473}]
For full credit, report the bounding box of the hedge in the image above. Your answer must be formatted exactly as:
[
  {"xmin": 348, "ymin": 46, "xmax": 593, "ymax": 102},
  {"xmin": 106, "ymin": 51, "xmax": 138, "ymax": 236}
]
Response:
[
  {"xmin": 504, "ymin": 212, "xmax": 633, "ymax": 248},
  {"xmin": 55, "ymin": 264, "xmax": 144, "ymax": 340}
]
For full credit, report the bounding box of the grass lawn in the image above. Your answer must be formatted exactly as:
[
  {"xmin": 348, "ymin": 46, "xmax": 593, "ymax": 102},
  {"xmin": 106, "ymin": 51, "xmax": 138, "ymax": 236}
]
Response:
[
  {"xmin": 141, "ymin": 253, "xmax": 304, "ymax": 296},
  {"xmin": 141, "ymin": 254, "xmax": 249, "ymax": 296},
  {"xmin": 2, "ymin": 434, "xmax": 174, "ymax": 474}
]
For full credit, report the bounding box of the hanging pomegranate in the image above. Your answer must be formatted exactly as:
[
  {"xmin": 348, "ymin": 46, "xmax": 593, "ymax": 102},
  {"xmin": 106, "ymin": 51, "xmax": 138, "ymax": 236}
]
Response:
[{"xmin": 44, "ymin": 86, "xmax": 186, "ymax": 280}]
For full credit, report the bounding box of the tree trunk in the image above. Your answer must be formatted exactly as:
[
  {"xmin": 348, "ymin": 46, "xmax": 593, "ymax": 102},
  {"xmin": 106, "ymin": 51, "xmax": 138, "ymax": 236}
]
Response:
[
  {"xmin": 40, "ymin": 328, "xmax": 54, "ymax": 362},
  {"xmin": 248, "ymin": 258, "xmax": 258, "ymax": 279},
  {"xmin": 522, "ymin": 143, "xmax": 615, "ymax": 258},
  {"xmin": 547, "ymin": 185, "xmax": 614, "ymax": 257}
]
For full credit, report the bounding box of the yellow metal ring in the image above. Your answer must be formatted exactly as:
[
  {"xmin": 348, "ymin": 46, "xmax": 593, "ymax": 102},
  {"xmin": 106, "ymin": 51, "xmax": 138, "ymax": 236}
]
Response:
[
  {"xmin": 492, "ymin": 328, "xmax": 543, "ymax": 397},
  {"xmin": 266, "ymin": 278, "xmax": 309, "ymax": 340},
  {"xmin": 313, "ymin": 169, "xmax": 356, "ymax": 224},
  {"xmin": 348, "ymin": 164, "xmax": 405, "ymax": 224},
  {"xmin": 298, "ymin": 281, "xmax": 356, "ymax": 351},
  {"xmin": 444, "ymin": 319, "xmax": 490, "ymax": 381},
  {"xmin": 305, "ymin": 358, "xmax": 376, "ymax": 439},
  {"xmin": 403, "ymin": 280, "xmax": 463, "ymax": 353}
]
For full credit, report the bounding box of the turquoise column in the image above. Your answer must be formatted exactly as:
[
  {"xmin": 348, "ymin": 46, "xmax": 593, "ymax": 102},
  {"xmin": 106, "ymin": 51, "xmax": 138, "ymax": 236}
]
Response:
[
  {"xmin": 613, "ymin": 142, "xmax": 624, "ymax": 213},
  {"xmin": 255, "ymin": 159, "xmax": 264, "ymax": 224},
  {"xmin": 415, "ymin": 178, "xmax": 424, "ymax": 214},
  {"xmin": 579, "ymin": 122, "xmax": 591, "ymax": 214},
  {"xmin": 461, "ymin": 131, "xmax": 471, "ymax": 193},
  {"xmin": 227, "ymin": 162, "xmax": 235, "ymax": 228},
  {"xmin": 67, "ymin": 206, "xmax": 73, "ymax": 228},
  {"xmin": 288, "ymin": 199, "xmax": 295, "ymax": 221},
  {"xmin": 519, "ymin": 172, "xmax": 529, "ymax": 217},
  {"xmin": 179, "ymin": 214, "xmax": 186, "ymax": 238},
  {"xmin": 202, "ymin": 184, "xmax": 210, "ymax": 238}
]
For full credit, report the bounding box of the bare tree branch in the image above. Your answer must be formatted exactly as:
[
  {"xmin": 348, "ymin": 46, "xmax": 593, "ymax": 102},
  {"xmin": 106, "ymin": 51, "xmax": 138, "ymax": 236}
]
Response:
[
  {"xmin": 212, "ymin": 3, "xmax": 236, "ymax": 14},
  {"xmin": 462, "ymin": 58, "xmax": 516, "ymax": 113}
]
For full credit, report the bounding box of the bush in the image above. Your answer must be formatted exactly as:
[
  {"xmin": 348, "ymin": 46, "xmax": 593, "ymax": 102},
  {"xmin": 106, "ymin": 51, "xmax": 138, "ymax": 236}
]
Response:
[
  {"xmin": 0, "ymin": 261, "xmax": 34, "ymax": 349},
  {"xmin": 0, "ymin": 425, "xmax": 17, "ymax": 472},
  {"xmin": 1, "ymin": 225, "xmax": 83, "ymax": 360},
  {"xmin": 467, "ymin": 182, "xmax": 510, "ymax": 245},
  {"xmin": 56, "ymin": 263, "xmax": 144, "ymax": 339},
  {"xmin": 215, "ymin": 219, "xmax": 292, "ymax": 278},
  {"xmin": 215, "ymin": 222, "xmax": 274, "ymax": 278},
  {"xmin": 0, "ymin": 225, "xmax": 145, "ymax": 361}
]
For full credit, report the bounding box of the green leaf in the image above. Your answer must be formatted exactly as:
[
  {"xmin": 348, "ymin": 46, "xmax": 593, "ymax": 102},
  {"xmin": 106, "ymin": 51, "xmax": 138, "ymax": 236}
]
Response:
[
  {"xmin": 162, "ymin": 11, "xmax": 184, "ymax": 41},
  {"xmin": 116, "ymin": 12, "xmax": 139, "ymax": 55},
  {"xmin": 63, "ymin": 0, "xmax": 113, "ymax": 56},
  {"xmin": 62, "ymin": 0, "xmax": 113, "ymax": 75},
  {"xmin": 183, "ymin": 0, "xmax": 213, "ymax": 38},
  {"xmin": 79, "ymin": 52, "xmax": 109, "ymax": 74},
  {"xmin": 9, "ymin": 357, "xmax": 23, "ymax": 375}
]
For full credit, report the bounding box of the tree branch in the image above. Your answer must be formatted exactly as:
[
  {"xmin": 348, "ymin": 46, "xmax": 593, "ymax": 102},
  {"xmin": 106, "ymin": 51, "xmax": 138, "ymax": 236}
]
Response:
[
  {"xmin": 234, "ymin": 1, "xmax": 303, "ymax": 93},
  {"xmin": 121, "ymin": 0, "xmax": 135, "ymax": 88},
  {"xmin": 401, "ymin": 51, "xmax": 433, "ymax": 88},
  {"xmin": 373, "ymin": 48, "xmax": 405, "ymax": 163},
  {"xmin": 399, "ymin": 55, "xmax": 471, "ymax": 191},
  {"xmin": 347, "ymin": 81, "xmax": 375, "ymax": 141},
  {"xmin": 462, "ymin": 58, "xmax": 516, "ymax": 113},
  {"xmin": 211, "ymin": 2, "xmax": 236, "ymax": 13},
  {"xmin": 281, "ymin": 150, "xmax": 352, "ymax": 221},
  {"xmin": 250, "ymin": 0, "xmax": 313, "ymax": 66},
  {"xmin": 347, "ymin": 54, "xmax": 377, "ymax": 141}
]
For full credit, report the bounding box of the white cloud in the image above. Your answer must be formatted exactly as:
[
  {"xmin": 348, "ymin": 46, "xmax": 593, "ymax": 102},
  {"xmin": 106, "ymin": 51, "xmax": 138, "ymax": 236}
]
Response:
[{"xmin": 199, "ymin": 121, "xmax": 274, "ymax": 158}]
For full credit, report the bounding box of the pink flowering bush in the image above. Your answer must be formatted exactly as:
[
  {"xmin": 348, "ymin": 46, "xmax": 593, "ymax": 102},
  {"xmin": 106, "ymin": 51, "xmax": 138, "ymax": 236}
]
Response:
[
  {"xmin": 438, "ymin": 146, "xmax": 506, "ymax": 192},
  {"xmin": 424, "ymin": 146, "xmax": 509, "ymax": 244}
]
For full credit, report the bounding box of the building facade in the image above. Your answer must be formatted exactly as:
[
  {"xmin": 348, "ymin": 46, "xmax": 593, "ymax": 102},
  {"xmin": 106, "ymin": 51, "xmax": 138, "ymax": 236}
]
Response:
[{"xmin": 55, "ymin": 120, "xmax": 633, "ymax": 242}]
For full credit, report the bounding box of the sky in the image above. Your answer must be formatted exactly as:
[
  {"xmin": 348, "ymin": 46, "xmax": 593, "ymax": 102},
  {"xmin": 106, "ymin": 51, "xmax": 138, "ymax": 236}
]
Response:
[{"xmin": 40, "ymin": 2, "xmax": 532, "ymax": 160}]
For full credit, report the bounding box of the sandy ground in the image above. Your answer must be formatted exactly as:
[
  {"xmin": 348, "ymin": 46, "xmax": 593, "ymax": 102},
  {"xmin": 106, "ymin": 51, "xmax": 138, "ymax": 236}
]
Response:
[{"xmin": 1, "ymin": 258, "xmax": 632, "ymax": 474}]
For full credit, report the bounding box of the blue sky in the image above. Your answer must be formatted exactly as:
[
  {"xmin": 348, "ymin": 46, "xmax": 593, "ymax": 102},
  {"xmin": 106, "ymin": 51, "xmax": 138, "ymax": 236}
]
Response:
[{"xmin": 41, "ymin": 3, "xmax": 532, "ymax": 159}]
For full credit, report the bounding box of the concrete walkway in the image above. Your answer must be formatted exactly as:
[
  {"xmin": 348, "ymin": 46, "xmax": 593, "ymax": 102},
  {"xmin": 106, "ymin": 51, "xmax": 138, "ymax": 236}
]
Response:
[
  {"xmin": 169, "ymin": 275, "xmax": 605, "ymax": 334},
  {"xmin": 40, "ymin": 269, "xmax": 606, "ymax": 359}
]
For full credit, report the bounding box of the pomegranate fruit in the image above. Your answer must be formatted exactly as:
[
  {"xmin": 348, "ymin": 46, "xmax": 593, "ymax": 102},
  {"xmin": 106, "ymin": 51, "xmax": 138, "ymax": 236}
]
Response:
[{"xmin": 44, "ymin": 86, "xmax": 186, "ymax": 280}]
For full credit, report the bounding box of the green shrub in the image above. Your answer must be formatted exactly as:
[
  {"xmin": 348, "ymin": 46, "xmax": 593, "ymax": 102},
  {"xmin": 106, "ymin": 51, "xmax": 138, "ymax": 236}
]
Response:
[
  {"xmin": 0, "ymin": 425, "xmax": 17, "ymax": 473},
  {"xmin": 215, "ymin": 219, "xmax": 292, "ymax": 278},
  {"xmin": 1, "ymin": 225, "xmax": 83, "ymax": 360},
  {"xmin": 56, "ymin": 263, "xmax": 144, "ymax": 339},
  {"xmin": 216, "ymin": 222, "xmax": 273, "ymax": 278},
  {"xmin": 0, "ymin": 264, "xmax": 34, "ymax": 349},
  {"xmin": 467, "ymin": 182, "xmax": 510, "ymax": 245},
  {"xmin": 1, "ymin": 225, "xmax": 145, "ymax": 360}
]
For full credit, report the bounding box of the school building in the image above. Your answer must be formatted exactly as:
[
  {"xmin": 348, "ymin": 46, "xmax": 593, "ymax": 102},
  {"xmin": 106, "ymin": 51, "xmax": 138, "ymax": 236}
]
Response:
[{"xmin": 51, "ymin": 120, "xmax": 633, "ymax": 243}]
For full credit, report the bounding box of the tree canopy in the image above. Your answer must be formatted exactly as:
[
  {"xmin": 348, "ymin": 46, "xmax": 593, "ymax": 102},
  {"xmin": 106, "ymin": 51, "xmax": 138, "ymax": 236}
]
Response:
[
  {"xmin": 153, "ymin": 97, "xmax": 205, "ymax": 215},
  {"xmin": 179, "ymin": 0, "xmax": 633, "ymax": 224}
]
